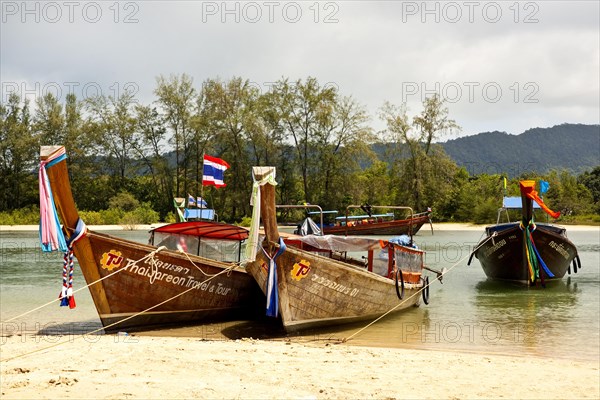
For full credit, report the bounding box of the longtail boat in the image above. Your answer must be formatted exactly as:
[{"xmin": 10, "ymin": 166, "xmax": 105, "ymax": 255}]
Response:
[
  {"xmin": 39, "ymin": 146, "xmax": 263, "ymax": 332},
  {"xmin": 468, "ymin": 180, "xmax": 580, "ymax": 285},
  {"xmin": 244, "ymin": 167, "xmax": 435, "ymax": 332},
  {"xmin": 317, "ymin": 205, "xmax": 433, "ymax": 236}
]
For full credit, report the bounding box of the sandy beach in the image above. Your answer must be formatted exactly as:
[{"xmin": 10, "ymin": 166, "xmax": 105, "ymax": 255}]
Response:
[{"xmin": 1, "ymin": 334, "xmax": 598, "ymax": 400}]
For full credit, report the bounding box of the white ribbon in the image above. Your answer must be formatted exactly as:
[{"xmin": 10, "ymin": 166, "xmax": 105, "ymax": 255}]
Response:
[{"xmin": 244, "ymin": 167, "xmax": 277, "ymax": 262}]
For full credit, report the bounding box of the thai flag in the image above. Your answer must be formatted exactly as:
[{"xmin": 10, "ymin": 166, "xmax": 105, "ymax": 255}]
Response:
[
  {"xmin": 188, "ymin": 194, "xmax": 196, "ymax": 206},
  {"xmin": 196, "ymin": 197, "xmax": 208, "ymax": 207},
  {"xmin": 202, "ymin": 155, "xmax": 230, "ymax": 188}
]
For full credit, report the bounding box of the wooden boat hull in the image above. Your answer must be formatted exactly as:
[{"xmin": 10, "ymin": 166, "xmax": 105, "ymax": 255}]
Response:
[
  {"xmin": 322, "ymin": 214, "xmax": 431, "ymax": 236},
  {"xmin": 73, "ymin": 231, "xmax": 263, "ymax": 332},
  {"xmin": 473, "ymin": 223, "xmax": 577, "ymax": 284},
  {"xmin": 246, "ymin": 245, "xmax": 422, "ymax": 332},
  {"xmin": 40, "ymin": 146, "xmax": 263, "ymax": 332}
]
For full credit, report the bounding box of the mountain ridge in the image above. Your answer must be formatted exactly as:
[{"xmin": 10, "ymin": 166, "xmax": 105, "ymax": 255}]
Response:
[{"xmin": 439, "ymin": 123, "xmax": 599, "ymax": 176}]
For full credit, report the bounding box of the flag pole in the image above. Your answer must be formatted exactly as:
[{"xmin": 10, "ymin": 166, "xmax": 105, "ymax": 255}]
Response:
[{"xmin": 200, "ymin": 152, "xmax": 205, "ymax": 221}]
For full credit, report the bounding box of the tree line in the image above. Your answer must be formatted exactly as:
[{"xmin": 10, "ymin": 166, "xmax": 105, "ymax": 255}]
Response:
[{"xmin": 1, "ymin": 74, "xmax": 598, "ymax": 225}]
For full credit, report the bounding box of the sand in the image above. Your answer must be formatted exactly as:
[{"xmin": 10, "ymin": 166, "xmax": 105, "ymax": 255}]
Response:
[{"xmin": 1, "ymin": 334, "xmax": 598, "ymax": 399}]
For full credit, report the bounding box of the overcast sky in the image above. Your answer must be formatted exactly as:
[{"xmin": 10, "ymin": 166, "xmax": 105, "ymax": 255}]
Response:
[{"xmin": 2, "ymin": 0, "xmax": 599, "ymax": 139}]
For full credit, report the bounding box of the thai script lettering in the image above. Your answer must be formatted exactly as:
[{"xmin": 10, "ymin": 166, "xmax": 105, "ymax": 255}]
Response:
[
  {"xmin": 549, "ymin": 241, "xmax": 570, "ymax": 260},
  {"xmin": 143, "ymin": 257, "xmax": 189, "ymax": 275},
  {"xmin": 484, "ymin": 239, "xmax": 506, "ymax": 257},
  {"xmin": 310, "ymin": 273, "xmax": 359, "ymax": 297}
]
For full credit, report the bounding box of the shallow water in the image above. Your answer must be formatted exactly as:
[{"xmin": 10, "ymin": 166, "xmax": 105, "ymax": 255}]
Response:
[{"xmin": 1, "ymin": 227, "xmax": 598, "ymax": 361}]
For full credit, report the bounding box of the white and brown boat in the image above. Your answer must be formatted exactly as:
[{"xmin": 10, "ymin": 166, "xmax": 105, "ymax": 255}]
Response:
[
  {"xmin": 39, "ymin": 146, "xmax": 263, "ymax": 332},
  {"xmin": 244, "ymin": 167, "xmax": 435, "ymax": 332},
  {"xmin": 317, "ymin": 205, "xmax": 432, "ymax": 236},
  {"xmin": 468, "ymin": 180, "xmax": 580, "ymax": 285}
]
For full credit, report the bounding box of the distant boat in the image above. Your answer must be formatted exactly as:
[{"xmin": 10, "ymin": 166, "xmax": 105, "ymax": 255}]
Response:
[
  {"xmin": 244, "ymin": 167, "xmax": 438, "ymax": 332},
  {"xmin": 311, "ymin": 205, "xmax": 433, "ymax": 236},
  {"xmin": 39, "ymin": 146, "xmax": 263, "ymax": 332},
  {"xmin": 468, "ymin": 180, "xmax": 580, "ymax": 285}
]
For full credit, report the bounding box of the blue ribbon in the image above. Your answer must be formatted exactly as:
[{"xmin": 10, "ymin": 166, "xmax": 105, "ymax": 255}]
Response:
[
  {"xmin": 530, "ymin": 235, "xmax": 555, "ymax": 278},
  {"xmin": 264, "ymin": 237, "xmax": 286, "ymax": 318}
]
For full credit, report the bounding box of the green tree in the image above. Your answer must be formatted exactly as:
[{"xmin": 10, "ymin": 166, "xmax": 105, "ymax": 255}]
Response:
[
  {"xmin": 155, "ymin": 74, "xmax": 196, "ymax": 198},
  {"xmin": 269, "ymin": 77, "xmax": 337, "ymax": 203},
  {"xmin": 85, "ymin": 91, "xmax": 137, "ymax": 186},
  {"xmin": 380, "ymin": 96, "xmax": 461, "ymax": 213},
  {"xmin": 132, "ymin": 104, "xmax": 174, "ymax": 217},
  {"xmin": 578, "ymin": 166, "xmax": 600, "ymax": 213},
  {"xmin": 199, "ymin": 77, "xmax": 262, "ymax": 219},
  {"xmin": 33, "ymin": 93, "xmax": 65, "ymax": 145},
  {"xmin": 0, "ymin": 94, "xmax": 37, "ymax": 210}
]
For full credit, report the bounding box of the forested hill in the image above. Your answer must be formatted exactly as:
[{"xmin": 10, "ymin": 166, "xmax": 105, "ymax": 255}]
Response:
[{"xmin": 440, "ymin": 124, "xmax": 599, "ymax": 176}]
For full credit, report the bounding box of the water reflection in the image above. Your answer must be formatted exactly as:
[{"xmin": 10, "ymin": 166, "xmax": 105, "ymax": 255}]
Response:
[{"xmin": 473, "ymin": 278, "xmax": 581, "ymax": 358}]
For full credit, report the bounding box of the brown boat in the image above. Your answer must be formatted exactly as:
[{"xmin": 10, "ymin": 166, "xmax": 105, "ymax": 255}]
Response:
[
  {"xmin": 319, "ymin": 205, "xmax": 432, "ymax": 236},
  {"xmin": 468, "ymin": 180, "xmax": 580, "ymax": 285},
  {"xmin": 40, "ymin": 146, "xmax": 263, "ymax": 332},
  {"xmin": 245, "ymin": 167, "xmax": 433, "ymax": 332}
]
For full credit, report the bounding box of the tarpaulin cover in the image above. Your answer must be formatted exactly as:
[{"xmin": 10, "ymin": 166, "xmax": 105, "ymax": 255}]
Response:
[
  {"xmin": 295, "ymin": 234, "xmax": 381, "ymax": 252},
  {"xmin": 295, "ymin": 217, "xmax": 322, "ymax": 236}
]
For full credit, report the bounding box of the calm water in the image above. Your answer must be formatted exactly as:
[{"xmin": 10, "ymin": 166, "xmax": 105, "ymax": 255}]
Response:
[{"xmin": 1, "ymin": 227, "xmax": 598, "ymax": 361}]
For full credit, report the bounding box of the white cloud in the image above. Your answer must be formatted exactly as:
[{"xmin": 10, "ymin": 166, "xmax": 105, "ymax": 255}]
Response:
[{"xmin": 1, "ymin": 0, "xmax": 598, "ymax": 137}]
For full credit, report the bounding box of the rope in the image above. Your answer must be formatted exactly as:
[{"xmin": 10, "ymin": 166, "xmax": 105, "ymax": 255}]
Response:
[
  {"xmin": 177, "ymin": 249, "xmax": 239, "ymax": 278},
  {"xmin": 1, "ymin": 246, "xmax": 167, "ymax": 324},
  {"xmin": 1, "ymin": 258, "xmax": 238, "ymax": 363},
  {"xmin": 341, "ymin": 234, "xmax": 496, "ymax": 343}
]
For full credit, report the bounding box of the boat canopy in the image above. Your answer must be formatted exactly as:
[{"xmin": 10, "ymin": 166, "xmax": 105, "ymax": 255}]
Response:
[
  {"xmin": 183, "ymin": 208, "xmax": 216, "ymax": 220},
  {"xmin": 151, "ymin": 221, "xmax": 248, "ymax": 241},
  {"xmin": 502, "ymin": 197, "xmax": 541, "ymax": 209},
  {"xmin": 334, "ymin": 213, "xmax": 394, "ymax": 221}
]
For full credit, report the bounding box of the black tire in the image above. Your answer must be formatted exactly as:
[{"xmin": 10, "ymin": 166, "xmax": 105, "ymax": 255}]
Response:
[
  {"xmin": 395, "ymin": 269, "xmax": 405, "ymax": 300},
  {"xmin": 422, "ymin": 276, "xmax": 430, "ymax": 305}
]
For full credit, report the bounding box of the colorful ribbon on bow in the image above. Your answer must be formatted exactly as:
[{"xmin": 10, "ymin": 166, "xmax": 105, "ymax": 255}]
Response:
[
  {"xmin": 39, "ymin": 147, "xmax": 68, "ymax": 252},
  {"xmin": 519, "ymin": 180, "xmax": 561, "ymax": 219},
  {"xmin": 262, "ymin": 237, "xmax": 286, "ymax": 318},
  {"xmin": 521, "ymin": 219, "xmax": 554, "ymax": 284},
  {"xmin": 59, "ymin": 218, "xmax": 87, "ymax": 308},
  {"xmin": 38, "ymin": 148, "xmax": 87, "ymax": 308}
]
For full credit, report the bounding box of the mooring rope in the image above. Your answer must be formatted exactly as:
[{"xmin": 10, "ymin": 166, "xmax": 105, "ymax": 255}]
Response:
[
  {"xmin": 177, "ymin": 249, "xmax": 239, "ymax": 278},
  {"xmin": 1, "ymin": 260, "xmax": 238, "ymax": 363},
  {"xmin": 342, "ymin": 234, "xmax": 496, "ymax": 343},
  {"xmin": 0, "ymin": 246, "xmax": 168, "ymax": 325}
]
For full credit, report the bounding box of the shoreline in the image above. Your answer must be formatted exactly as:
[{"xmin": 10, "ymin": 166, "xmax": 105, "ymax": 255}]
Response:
[
  {"xmin": 1, "ymin": 335, "xmax": 599, "ymax": 399},
  {"xmin": 1, "ymin": 222, "xmax": 599, "ymax": 232}
]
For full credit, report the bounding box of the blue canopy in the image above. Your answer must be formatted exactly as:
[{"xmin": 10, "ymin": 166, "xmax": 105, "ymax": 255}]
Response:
[
  {"xmin": 183, "ymin": 208, "xmax": 215, "ymax": 220},
  {"xmin": 502, "ymin": 197, "xmax": 541, "ymax": 209}
]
